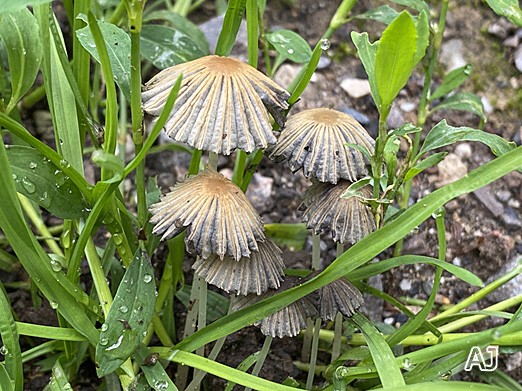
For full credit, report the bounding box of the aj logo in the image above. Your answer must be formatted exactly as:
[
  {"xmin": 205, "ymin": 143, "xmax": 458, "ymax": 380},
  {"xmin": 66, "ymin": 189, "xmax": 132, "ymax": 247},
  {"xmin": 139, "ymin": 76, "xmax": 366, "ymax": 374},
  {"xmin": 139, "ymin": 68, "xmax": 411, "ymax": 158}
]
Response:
[{"xmin": 464, "ymin": 346, "xmax": 499, "ymax": 372}]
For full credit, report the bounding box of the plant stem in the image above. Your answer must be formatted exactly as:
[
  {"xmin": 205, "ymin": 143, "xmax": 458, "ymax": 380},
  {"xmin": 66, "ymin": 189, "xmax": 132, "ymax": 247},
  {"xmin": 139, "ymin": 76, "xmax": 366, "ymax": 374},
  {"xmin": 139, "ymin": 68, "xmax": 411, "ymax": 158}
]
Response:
[
  {"xmin": 208, "ymin": 151, "xmax": 219, "ymax": 170},
  {"xmin": 312, "ymin": 233, "xmax": 321, "ymax": 270},
  {"xmin": 331, "ymin": 312, "xmax": 343, "ymax": 362},
  {"xmin": 306, "ymin": 318, "xmax": 322, "ymax": 390},
  {"xmin": 245, "ymin": 335, "xmax": 273, "ymax": 391}
]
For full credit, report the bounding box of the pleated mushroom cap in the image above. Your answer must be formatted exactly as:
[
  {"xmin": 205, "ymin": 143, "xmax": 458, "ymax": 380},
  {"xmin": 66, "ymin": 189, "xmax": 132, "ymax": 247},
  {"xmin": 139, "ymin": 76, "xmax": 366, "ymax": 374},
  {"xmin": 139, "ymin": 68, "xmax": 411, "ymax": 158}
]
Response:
[
  {"xmin": 299, "ymin": 181, "xmax": 375, "ymax": 245},
  {"xmin": 233, "ymin": 276, "xmax": 317, "ymax": 338},
  {"xmin": 142, "ymin": 55, "xmax": 290, "ymax": 155},
  {"xmin": 270, "ymin": 108, "xmax": 374, "ymax": 184},
  {"xmin": 149, "ymin": 168, "xmax": 265, "ymax": 260},
  {"xmin": 318, "ymin": 278, "xmax": 363, "ymax": 321},
  {"xmin": 192, "ymin": 239, "xmax": 285, "ymax": 296}
]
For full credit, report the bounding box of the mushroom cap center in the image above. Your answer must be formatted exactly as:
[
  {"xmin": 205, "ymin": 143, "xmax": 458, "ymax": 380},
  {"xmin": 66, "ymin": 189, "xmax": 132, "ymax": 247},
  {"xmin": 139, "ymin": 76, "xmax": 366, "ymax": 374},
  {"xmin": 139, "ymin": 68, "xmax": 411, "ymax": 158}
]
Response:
[
  {"xmin": 306, "ymin": 108, "xmax": 342, "ymax": 125},
  {"xmin": 201, "ymin": 174, "xmax": 239, "ymax": 196},
  {"xmin": 201, "ymin": 56, "xmax": 243, "ymax": 75}
]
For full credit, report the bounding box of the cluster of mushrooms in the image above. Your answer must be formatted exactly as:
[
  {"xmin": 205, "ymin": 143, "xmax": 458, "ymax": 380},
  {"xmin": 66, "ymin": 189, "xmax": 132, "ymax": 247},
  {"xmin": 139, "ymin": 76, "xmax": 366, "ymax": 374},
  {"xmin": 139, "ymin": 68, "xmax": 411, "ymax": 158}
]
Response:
[{"xmin": 142, "ymin": 55, "xmax": 375, "ymax": 338}]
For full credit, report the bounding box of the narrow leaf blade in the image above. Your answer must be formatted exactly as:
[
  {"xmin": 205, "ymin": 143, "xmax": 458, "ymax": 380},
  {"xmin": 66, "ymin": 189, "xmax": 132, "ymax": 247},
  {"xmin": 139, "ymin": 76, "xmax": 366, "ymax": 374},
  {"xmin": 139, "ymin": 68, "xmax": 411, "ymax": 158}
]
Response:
[
  {"xmin": 431, "ymin": 65, "xmax": 473, "ymax": 101},
  {"xmin": 351, "ymin": 31, "xmax": 381, "ymax": 108},
  {"xmin": 430, "ymin": 91, "xmax": 486, "ymax": 120}
]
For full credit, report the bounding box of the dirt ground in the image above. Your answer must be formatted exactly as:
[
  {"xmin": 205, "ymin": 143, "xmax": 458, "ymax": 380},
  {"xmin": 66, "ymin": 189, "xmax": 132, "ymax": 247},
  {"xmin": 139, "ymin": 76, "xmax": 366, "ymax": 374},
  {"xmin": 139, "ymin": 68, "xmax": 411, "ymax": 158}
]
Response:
[{"xmin": 4, "ymin": 0, "xmax": 522, "ymax": 389}]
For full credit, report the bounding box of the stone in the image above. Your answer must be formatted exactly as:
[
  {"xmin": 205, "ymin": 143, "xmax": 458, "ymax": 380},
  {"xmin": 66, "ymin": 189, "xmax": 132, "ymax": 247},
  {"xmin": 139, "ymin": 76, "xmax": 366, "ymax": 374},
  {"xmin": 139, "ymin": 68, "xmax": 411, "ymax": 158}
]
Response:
[
  {"xmin": 473, "ymin": 186, "xmax": 504, "ymax": 217},
  {"xmin": 435, "ymin": 153, "xmax": 468, "ymax": 187},
  {"xmin": 340, "ymin": 77, "xmax": 371, "ymax": 98},
  {"xmin": 399, "ymin": 278, "xmax": 412, "ymax": 292},
  {"xmin": 454, "ymin": 143, "xmax": 472, "ymax": 159},
  {"xmin": 246, "ymin": 172, "xmax": 274, "ymax": 213},
  {"xmin": 400, "ymin": 102, "xmax": 416, "ymax": 112},
  {"xmin": 317, "ymin": 56, "xmax": 331, "ymax": 69},
  {"xmin": 514, "ymin": 45, "xmax": 522, "ymax": 73},
  {"xmin": 440, "ymin": 39, "xmax": 467, "ymax": 72},
  {"xmin": 199, "ymin": 15, "xmax": 247, "ymax": 56},
  {"xmin": 502, "ymin": 207, "xmax": 522, "ymax": 229},
  {"xmin": 341, "ymin": 107, "xmax": 370, "ymax": 125},
  {"xmin": 496, "ymin": 190, "xmax": 512, "ymax": 202}
]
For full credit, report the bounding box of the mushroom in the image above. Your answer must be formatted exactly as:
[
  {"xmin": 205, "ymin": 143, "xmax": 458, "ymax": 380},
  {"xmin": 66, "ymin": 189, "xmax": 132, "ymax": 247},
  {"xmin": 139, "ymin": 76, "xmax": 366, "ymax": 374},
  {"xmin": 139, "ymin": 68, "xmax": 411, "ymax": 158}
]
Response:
[
  {"xmin": 192, "ymin": 239, "xmax": 285, "ymax": 296},
  {"xmin": 142, "ymin": 55, "xmax": 290, "ymax": 155},
  {"xmin": 233, "ymin": 276, "xmax": 317, "ymax": 338},
  {"xmin": 269, "ymin": 108, "xmax": 374, "ymax": 184},
  {"xmin": 317, "ymin": 278, "xmax": 363, "ymax": 321},
  {"xmin": 299, "ymin": 181, "xmax": 375, "ymax": 245},
  {"xmin": 149, "ymin": 168, "xmax": 265, "ymax": 260}
]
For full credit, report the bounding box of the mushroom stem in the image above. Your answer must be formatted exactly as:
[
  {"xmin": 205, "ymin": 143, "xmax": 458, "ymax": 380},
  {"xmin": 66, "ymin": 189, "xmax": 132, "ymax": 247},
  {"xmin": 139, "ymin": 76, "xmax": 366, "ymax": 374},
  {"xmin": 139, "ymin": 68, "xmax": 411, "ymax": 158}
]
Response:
[
  {"xmin": 306, "ymin": 318, "xmax": 322, "ymax": 390},
  {"xmin": 331, "ymin": 312, "xmax": 343, "ymax": 362},
  {"xmin": 208, "ymin": 151, "xmax": 219, "ymax": 170},
  {"xmin": 312, "ymin": 233, "xmax": 321, "ymax": 271},
  {"xmin": 301, "ymin": 318, "xmax": 314, "ymax": 362},
  {"xmin": 245, "ymin": 335, "xmax": 273, "ymax": 391}
]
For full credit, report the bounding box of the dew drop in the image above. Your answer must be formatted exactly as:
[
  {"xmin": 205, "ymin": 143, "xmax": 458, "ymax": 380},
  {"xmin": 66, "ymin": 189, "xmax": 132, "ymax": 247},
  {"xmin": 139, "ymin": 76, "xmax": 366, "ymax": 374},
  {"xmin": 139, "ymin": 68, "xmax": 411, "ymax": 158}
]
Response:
[
  {"xmin": 55, "ymin": 170, "xmax": 68, "ymax": 187},
  {"xmin": 143, "ymin": 274, "xmax": 153, "ymax": 283},
  {"xmin": 29, "ymin": 162, "xmax": 37, "ymax": 169},
  {"xmin": 402, "ymin": 357, "xmax": 413, "ymax": 370},
  {"xmin": 320, "ymin": 38, "xmax": 330, "ymax": 50},
  {"xmin": 119, "ymin": 305, "xmax": 128, "ymax": 313},
  {"xmin": 50, "ymin": 301, "xmax": 59, "ymax": 309},
  {"xmin": 21, "ymin": 177, "xmax": 36, "ymax": 194},
  {"xmin": 99, "ymin": 337, "xmax": 109, "ymax": 346},
  {"xmin": 0, "ymin": 345, "xmax": 8, "ymax": 355},
  {"xmin": 12, "ymin": 173, "xmax": 17, "ymax": 180},
  {"xmin": 287, "ymin": 48, "xmax": 294, "ymax": 54},
  {"xmin": 50, "ymin": 259, "xmax": 62, "ymax": 272},
  {"xmin": 113, "ymin": 234, "xmax": 123, "ymax": 245},
  {"xmin": 493, "ymin": 329, "xmax": 502, "ymax": 339},
  {"xmin": 154, "ymin": 380, "xmax": 169, "ymax": 390},
  {"xmin": 38, "ymin": 191, "xmax": 51, "ymax": 208},
  {"xmin": 101, "ymin": 323, "xmax": 108, "ymax": 332}
]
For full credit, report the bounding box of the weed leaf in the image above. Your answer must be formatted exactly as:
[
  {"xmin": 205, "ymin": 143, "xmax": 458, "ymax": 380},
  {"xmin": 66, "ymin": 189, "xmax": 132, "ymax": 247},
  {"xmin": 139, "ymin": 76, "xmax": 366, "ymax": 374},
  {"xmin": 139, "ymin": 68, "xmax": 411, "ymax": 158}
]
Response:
[
  {"xmin": 419, "ymin": 120, "xmax": 516, "ymax": 157},
  {"xmin": 266, "ymin": 29, "xmax": 312, "ymax": 63},
  {"xmin": 0, "ymin": 0, "xmax": 52, "ymax": 14},
  {"xmin": 140, "ymin": 25, "xmax": 208, "ymax": 70},
  {"xmin": 351, "ymin": 31, "xmax": 381, "ymax": 108},
  {"xmin": 414, "ymin": 10, "xmax": 429, "ymax": 65},
  {"xmin": 0, "ymin": 8, "xmax": 42, "ymax": 114},
  {"xmin": 0, "ymin": 363, "xmax": 14, "ymax": 391},
  {"xmin": 431, "ymin": 65, "xmax": 473, "ymax": 101},
  {"xmin": 484, "ymin": 0, "xmax": 522, "ymax": 26},
  {"xmin": 6, "ymin": 146, "xmax": 87, "ymax": 219},
  {"xmin": 355, "ymin": 5, "xmax": 400, "ymax": 25},
  {"xmin": 134, "ymin": 344, "xmax": 179, "ymax": 391},
  {"xmin": 430, "ymin": 91, "xmax": 486, "ymax": 120},
  {"xmin": 375, "ymin": 11, "xmax": 417, "ymax": 115},
  {"xmin": 175, "ymin": 284, "xmax": 229, "ymax": 323},
  {"xmin": 96, "ymin": 250, "xmax": 156, "ymax": 376},
  {"xmin": 390, "ymin": 0, "xmax": 429, "ymax": 13},
  {"xmin": 76, "ymin": 19, "xmax": 131, "ymax": 100},
  {"xmin": 405, "ymin": 152, "xmax": 448, "ymax": 181},
  {"xmin": 0, "ymin": 286, "xmax": 22, "ymax": 391}
]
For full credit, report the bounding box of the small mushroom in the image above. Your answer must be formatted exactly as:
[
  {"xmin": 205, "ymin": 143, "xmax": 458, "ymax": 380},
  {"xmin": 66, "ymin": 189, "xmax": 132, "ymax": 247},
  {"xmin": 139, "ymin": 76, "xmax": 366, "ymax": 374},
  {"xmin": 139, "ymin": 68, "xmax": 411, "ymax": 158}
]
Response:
[
  {"xmin": 149, "ymin": 168, "xmax": 265, "ymax": 260},
  {"xmin": 299, "ymin": 181, "xmax": 375, "ymax": 245},
  {"xmin": 192, "ymin": 239, "xmax": 285, "ymax": 296},
  {"xmin": 269, "ymin": 108, "xmax": 374, "ymax": 184},
  {"xmin": 318, "ymin": 278, "xmax": 363, "ymax": 321},
  {"xmin": 142, "ymin": 55, "xmax": 290, "ymax": 155},
  {"xmin": 233, "ymin": 276, "xmax": 317, "ymax": 338}
]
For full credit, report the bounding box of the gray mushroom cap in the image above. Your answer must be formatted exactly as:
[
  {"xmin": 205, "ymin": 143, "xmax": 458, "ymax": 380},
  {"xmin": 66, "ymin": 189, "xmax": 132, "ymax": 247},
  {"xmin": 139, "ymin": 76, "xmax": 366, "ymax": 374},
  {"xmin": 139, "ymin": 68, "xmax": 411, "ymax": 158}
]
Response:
[
  {"xmin": 142, "ymin": 55, "xmax": 290, "ymax": 155},
  {"xmin": 269, "ymin": 108, "xmax": 375, "ymax": 184},
  {"xmin": 149, "ymin": 168, "xmax": 265, "ymax": 260},
  {"xmin": 192, "ymin": 239, "xmax": 286, "ymax": 296},
  {"xmin": 233, "ymin": 276, "xmax": 317, "ymax": 338},
  {"xmin": 318, "ymin": 278, "xmax": 363, "ymax": 321},
  {"xmin": 299, "ymin": 181, "xmax": 375, "ymax": 245}
]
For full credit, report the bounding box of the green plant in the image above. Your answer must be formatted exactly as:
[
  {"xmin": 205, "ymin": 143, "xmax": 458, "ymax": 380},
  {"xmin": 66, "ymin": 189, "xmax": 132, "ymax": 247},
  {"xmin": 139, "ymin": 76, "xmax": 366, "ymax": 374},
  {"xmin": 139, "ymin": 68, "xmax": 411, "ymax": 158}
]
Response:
[{"xmin": 0, "ymin": 0, "xmax": 521, "ymax": 390}]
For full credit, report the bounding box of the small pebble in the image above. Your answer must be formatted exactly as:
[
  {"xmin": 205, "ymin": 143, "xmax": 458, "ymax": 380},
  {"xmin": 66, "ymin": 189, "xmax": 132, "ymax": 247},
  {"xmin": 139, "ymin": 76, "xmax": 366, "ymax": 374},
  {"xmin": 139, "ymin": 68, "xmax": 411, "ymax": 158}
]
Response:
[
  {"xmin": 341, "ymin": 107, "xmax": 370, "ymax": 125},
  {"xmin": 509, "ymin": 199, "xmax": 521, "ymax": 208},
  {"xmin": 440, "ymin": 39, "xmax": 467, "ymax": 72},
  {"xmin": 384, "ymin": 317, "xmax": 395, "ymax": 325},
  {"xmin": 454, "ymin": 143, "xmax": 472, "ymax": 159},
  {"xmin": 399, "ymin": 279, "xmax": 412, "ymax": 292},
  {"xmin": 340, "ymin": 77, "xmax": 371, "ymax": 98},
  {"xmin": 503, "ymin": 35, "xmax": 519, "ymax": 48},
  {"xmin": 400, "ymin": 102, "xmax": 416, "ymax": 112},
  {"xmin": 515, "ymin": 45, "xmax": 522, "ymax": 73},
  {"xmin": 436, "ymin": 153, "xmax": 468, "ymax": 187},
  {"xmin": 452, "ymin": 257, "xmax": 462, "ymax": 266},
  {"xmin": 502, "ymin": 207, "xmax": 522, "ymax": 229},
  {"xmin": 496, "ymin": 190, "xmax": 512, "ymax": 202},
  {"xmin": 387, "ymin": 103, "xmax": 405, "ymax": 129},
  {"xmin": 481, "ymin": 95, "xmax": 494, "ymax": 114},
  {"xmin": 317, "ymin": 56, "xmax": 331, "ymax": 69}
]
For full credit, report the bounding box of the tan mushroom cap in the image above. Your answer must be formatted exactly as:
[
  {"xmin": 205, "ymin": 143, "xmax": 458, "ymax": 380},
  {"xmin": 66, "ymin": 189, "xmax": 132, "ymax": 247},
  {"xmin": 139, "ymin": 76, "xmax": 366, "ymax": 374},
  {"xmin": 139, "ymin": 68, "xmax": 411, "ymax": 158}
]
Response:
[
  {"xmin": 149, "ymin": 168, "xmax": 265, "ymax": 260},
  {"xmin": 233, "ymin": 276, "xmax": 317, "ymax": 338},
  {"xmin": 142, "ymin": 55, "xmax": 290, "ymax": 155},
  {"xmin": 318, "ymin": 278, "xmax": 363, "ymax": 321},
  {"xmin": 300, "ymin": 181, "xmax": 375, "ymax": 245},
  {"xmin": 192, "ymin": 239, "xmax": 286, "ymax": 296},
  {"xmin": 270, "ymin": 108, "xmax": 374, "ymax": 184}
]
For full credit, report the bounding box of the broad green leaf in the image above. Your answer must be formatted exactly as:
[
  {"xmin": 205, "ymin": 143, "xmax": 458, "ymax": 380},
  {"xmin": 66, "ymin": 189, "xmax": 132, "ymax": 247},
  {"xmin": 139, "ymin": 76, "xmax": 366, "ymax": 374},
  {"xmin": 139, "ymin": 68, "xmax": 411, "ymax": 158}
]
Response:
[
  {"xmin": 350, "ymin": 255, "xmax": 482, "ymax": 287},
  {"xmin": 0, "ymin": 285, "xmax": 22, "ymax": 391},
  {"xmin": 0, "ymin": 8, "xmax": 42, "ymax": 114},
  {"xmin": 173, "ymin": 145, "xmax": 522, "ymax": 354},
  {"xmin": 414, "ymin": 10, "xmax": 429, "ymax": 65},
  {"xmin": 0, "ymin": 0, "xmax": 52, "ymax": 14},
  {"xmin": 351, "ymin": 31, "xmax": 380, "ymax": 108},
  {"xmin": 355, "ymin": 5, "xmax": 400, "ymax": 25},
  {"xmin": 431, "ymin": 65, "xmax": 473, "ymax": 101},
  {"xmin": 375, "ymin": 11, "xmax": 417, "ymax": 115},
  {"xmin": 0, "ymin": 138, "xmax": 99, "ymax": 344},
  {"xmin": 48, "ymin": 356, "xmax": 72, "ymax": 391},
  {"xmin": 175, "ymin": 284, "xmax": 228, "ymax": 323},
  {"xmin": 215, "ymin": 0, "xmax": 247, "ymax": 56},
  {"xmin": 351, "ymin": 313, "xmax": 405, "ymax": 387},
  {"xmin": 76, "ymin": 19, "xmax": 131, "ymax": 100},
  {"xmin": 390, "ymin": 0, "xmax": 429, "ymax": 13},
  {"xmin": 96, "ymin": 250, "xmax": 156, "ymax": 376},
  {"xmin": 140, "ymin": 25, "xmax": 208, "ymax": 70},
  {"xmin": 266, "ymin": 29, "xmax": 312, "ymax": 63},
  {"xmin": 418, "ymin": 120, "xmax": 515, "ymax": 157},
  {"xmin": 264, "ymin": 223, "xmax": 307, "ymax": 251},
  {"xmin": 340, "ymin": 177, "xmax": 373, "ymax": 199},
  {"xmin": 430, "ymin": 91, "xmax": 486, "ymax": 120},
  {"xmin": 484, "ymin": 0, "xmax": 522, "ymax": 26},
  {"xmin": 6, "ymin": 146, "xmax": 87, "ymax": 219},
  {"xmin": 144, "ymin": 10, "xmax": 209, "ymax": 55},
  {"xmin": 134, "ymin": 344, "xmax": 179, "ymax": 391},
  {"xmin": 405, "ymin": 152, "xmax": 448, "ymax": 181}
]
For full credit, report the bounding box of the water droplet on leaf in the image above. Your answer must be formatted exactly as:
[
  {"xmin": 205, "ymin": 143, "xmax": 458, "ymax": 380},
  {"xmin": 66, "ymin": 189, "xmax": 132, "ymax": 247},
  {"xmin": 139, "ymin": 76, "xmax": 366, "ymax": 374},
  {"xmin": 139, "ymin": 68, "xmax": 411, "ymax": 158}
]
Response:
[
  {"xmin": 29, "ymin": 162, "xmax": 37, "ymax": 169},
  {"xmin": 21, "ymin": 177, "xmax": 36, "ymax": 194},
  {"xmin": 0, "ymin": 345, "xmax": 8, "ymax": 355},
  {"xmin": 321, "ymin": 39, "xmax": 330, "ymax": 50},
  {"xmin": 50, "ymin": 301, "xmax": 59, "ymax": 309},
  {"xmin": 119, "ymin": 305, "xmax": 128, "ymax": 313},
  {"xmin": 143, "ymin": 274, "xmax": 153, "ymax": 283},
  {"xmin": 50, "ymin": 259, "xmax": 62, "ymax": 272}
]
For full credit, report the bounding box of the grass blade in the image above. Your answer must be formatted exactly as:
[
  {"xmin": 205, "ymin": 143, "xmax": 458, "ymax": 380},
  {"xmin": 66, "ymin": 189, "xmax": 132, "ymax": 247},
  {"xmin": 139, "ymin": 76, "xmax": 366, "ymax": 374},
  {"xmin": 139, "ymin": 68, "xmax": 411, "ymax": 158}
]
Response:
[{"xmin": 0, "ymin": 285, "xmax": 22, "ymax": 391}]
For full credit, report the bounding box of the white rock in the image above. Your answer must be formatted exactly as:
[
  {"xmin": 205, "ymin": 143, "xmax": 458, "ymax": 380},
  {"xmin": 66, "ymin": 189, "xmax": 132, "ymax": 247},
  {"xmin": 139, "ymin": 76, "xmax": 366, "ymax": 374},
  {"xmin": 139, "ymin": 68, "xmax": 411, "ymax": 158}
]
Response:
[
  {"xmin": 340, "ymin": 78, "xmax": 371, "ymax": 98},
  {"xmin": 454, "ymin": 143, "xmax": 472, "ymax": 159},
  {"xmin": 399, "ymin": 279, "xmax": 412, "ymax": 292},
  {"xmin": 400, "ymin": 102, "xmax": 416, "ymax": 112},
  {"xmin": 514, "ymin": 45, "xmax": 522, "ymax": 73},
  {"xmin": 440, "ymin": 39, "xmax": 467, "ymax": 72},
  {"xmin": 436, "ymin": 153, "xmax": 468, "ymax": 187},
  {"xmin": 481, "ymin": 95, "xmax": 494, "ymax": 114}
]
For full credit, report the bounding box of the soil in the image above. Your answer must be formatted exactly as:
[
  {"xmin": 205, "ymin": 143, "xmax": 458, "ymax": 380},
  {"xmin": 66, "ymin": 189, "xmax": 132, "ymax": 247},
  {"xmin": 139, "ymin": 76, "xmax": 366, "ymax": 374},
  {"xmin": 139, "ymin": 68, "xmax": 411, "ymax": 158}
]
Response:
[{"xmin": 2, "ymin": 0, "xmax": 522, "ymax": 389}]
